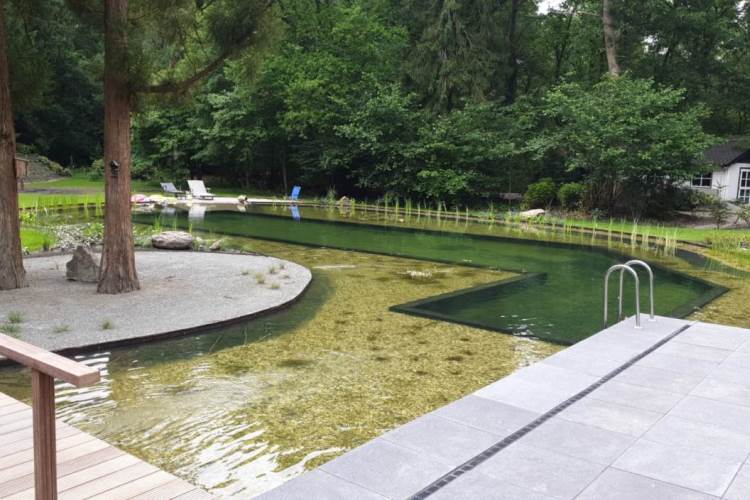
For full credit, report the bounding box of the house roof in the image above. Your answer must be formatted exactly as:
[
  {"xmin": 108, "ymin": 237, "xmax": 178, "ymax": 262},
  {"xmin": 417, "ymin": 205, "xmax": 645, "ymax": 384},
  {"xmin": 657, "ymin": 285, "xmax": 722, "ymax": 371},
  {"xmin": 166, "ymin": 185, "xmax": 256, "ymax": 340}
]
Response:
[{"xmin": 704, "ymin": 138, "xmax": 750, "ymax": 167}]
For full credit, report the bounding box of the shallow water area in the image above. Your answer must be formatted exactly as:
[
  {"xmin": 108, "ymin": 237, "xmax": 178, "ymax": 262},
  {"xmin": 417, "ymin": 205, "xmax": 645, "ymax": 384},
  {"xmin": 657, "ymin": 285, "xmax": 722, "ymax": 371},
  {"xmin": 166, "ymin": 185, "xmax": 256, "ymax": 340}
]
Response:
[{"xmin": 0, "ymin": 243, "xmax": 559, "ymax": 497}]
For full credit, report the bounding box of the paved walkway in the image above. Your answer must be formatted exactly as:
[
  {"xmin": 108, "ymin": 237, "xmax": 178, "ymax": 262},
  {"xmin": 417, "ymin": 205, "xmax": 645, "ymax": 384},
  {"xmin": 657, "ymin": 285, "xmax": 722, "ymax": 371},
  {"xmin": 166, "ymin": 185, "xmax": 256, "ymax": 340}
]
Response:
[
  {"xmin": 261, "ymin": 316, "xmax": 750, "ymax": 499},
  {"xmin": 0, "ymin": 252, "xmax": 310, "ymax": 353},
  {"xmin": 0, "ymin": 391, "xmax": 210, "ymax": 499}
]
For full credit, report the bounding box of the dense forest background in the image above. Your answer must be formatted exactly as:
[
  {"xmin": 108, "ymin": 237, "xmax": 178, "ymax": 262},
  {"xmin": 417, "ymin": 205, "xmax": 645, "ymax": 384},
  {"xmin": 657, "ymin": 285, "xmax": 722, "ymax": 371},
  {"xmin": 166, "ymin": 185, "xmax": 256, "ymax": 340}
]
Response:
[{"xmin": 6, "ymin": 0, "xmax": 750, "ymax": 215}]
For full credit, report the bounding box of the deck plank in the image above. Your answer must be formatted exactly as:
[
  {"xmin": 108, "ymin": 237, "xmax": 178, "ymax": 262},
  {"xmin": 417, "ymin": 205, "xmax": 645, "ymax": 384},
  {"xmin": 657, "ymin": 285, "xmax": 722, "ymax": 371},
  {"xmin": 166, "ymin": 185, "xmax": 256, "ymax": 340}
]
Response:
[
  {"xmin": 58, "ymin": 462, "xmax": 158, "ymax": 500},
  {"xmin": 0, "ymin": 447, "xmax": 125, "ymax": 498},
  {"xmin": 128, "ymin": 478, "xmax": 197, "ymax": 500},
  {"xmin": 0, "ymin": 393, "xmax": 210, "ymax": 499},
  {"xmin": 87, "ymin": 470, "xmax": 177, "ymax": 500},
  {"xmin": 0, "ymin": 432, "xmax": 96, "ymax": 470},
  {"xmin": 173, "ymin": 489, "xmax": 215, "ymax": 499}
]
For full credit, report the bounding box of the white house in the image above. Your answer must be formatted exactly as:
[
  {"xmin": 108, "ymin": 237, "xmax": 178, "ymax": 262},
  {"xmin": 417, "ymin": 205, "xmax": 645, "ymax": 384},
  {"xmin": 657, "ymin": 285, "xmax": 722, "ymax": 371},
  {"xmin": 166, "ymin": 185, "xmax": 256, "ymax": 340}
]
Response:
[{"xmin": 691, "ymin": 139, "xmax": 750, "ymax": 204}]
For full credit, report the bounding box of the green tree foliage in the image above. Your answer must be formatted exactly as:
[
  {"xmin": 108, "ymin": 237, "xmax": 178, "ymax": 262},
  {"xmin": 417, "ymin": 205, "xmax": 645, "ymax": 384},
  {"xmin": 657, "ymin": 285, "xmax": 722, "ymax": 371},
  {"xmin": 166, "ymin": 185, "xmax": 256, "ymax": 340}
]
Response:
[
  {"xmin": 523, "ymin": 178, "xmax": 557, "ymax": 209},
  {"xmin": 6, "ymin": 0, "xmax": 748, "ymax": 215},
  {"xmin": 5, "ymin": 0, "xmax": 102, "ymax": 165},
  {"xmin": 558, "ymin": 182, "xmax": 585, "ymax": 210},
  {"xmin": 532, "ymin": 76, "xmax": 715, "ymax": 216}
]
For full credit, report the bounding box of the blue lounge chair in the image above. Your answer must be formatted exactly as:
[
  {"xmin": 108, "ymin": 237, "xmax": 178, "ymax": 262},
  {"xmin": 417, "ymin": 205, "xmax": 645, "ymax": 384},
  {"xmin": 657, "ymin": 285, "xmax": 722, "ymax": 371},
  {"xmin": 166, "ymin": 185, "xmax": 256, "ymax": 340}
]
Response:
[{"xmin": 290, "ymin": 185, "xmax": 301, "ymax": 201}]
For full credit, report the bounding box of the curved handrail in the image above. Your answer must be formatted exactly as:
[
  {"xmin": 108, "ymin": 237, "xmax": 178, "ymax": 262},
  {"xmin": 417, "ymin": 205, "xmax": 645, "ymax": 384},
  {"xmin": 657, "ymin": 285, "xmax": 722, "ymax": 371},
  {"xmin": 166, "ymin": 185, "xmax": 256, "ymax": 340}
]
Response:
[
  {"xmin": 619, "ymin": 260, "xmax": 655, "ymax": 321},
  {"xmin": 604, "ymin": 264, "xmax": 641, "ymax": 329}
]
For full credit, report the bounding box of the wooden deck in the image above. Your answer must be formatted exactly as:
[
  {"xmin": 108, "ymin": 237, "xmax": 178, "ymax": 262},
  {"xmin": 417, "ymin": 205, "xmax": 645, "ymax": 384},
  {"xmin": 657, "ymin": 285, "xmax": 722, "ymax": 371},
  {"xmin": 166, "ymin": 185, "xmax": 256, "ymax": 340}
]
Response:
[{"xmin": 0, "ymin": 392, "xmax": 211, "ymax": 500}]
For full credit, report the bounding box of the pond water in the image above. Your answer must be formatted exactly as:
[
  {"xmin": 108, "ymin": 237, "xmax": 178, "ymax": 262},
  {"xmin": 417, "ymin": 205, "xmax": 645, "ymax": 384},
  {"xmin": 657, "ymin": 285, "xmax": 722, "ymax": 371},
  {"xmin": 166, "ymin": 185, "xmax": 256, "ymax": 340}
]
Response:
[
  {"xmin": 0, "ymin": 205, "xmax": 733, "ymax": 497},
  {"xmin": 135, "ymin": 206, "xmax": 724, "ymax": 344}
]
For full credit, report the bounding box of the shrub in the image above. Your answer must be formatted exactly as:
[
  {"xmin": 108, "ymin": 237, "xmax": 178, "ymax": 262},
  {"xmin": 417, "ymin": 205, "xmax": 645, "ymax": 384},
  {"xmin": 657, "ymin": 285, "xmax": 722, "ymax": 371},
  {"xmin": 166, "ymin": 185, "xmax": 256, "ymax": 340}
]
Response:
[
  {"xmin": 88, "ymin": 159, "xmax": 104, "ymax": 180},
  {"xmin": 706, "ymin": 196, "xmax": 730, "ymax": 228},
  {"xmin": 558, "ymin": 183, "xmax": 585, "ymax": 210},
  {"xmin": 736, "ymin": 204, "xmax": 750, "ymax": 226},
  {"xmin": 523, "ymin": 178, "xmax": 557, "ymax": 209}
]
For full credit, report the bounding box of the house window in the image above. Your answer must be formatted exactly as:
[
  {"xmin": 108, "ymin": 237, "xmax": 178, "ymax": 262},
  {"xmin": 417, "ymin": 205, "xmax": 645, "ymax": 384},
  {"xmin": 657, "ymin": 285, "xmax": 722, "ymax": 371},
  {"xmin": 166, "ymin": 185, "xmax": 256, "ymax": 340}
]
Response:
[
  {"xmin": 739, "ymin": 169, "xmax": 750, "ymax": 204},
  {"xmin": 692, "ymin": 172, "xmax": 713, "ymax": 187}
]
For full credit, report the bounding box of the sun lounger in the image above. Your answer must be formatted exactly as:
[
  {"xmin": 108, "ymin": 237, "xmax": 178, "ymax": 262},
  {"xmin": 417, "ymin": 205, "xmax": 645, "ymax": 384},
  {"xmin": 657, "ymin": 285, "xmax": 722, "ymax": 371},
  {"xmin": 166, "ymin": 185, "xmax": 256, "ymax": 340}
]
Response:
[
  {"xmin": 161, "ymin": 182, "xmax": 187, "ymax": 199},
  {"xmin": 187, "ymin": 180, "xmax": 215, "ymax": 200}
]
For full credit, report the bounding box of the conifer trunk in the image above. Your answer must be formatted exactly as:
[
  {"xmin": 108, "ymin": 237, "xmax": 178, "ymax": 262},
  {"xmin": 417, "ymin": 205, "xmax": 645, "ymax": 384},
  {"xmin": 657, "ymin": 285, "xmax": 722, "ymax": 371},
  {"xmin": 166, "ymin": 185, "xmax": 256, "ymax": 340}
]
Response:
[
  {"xmin": 505, "ymin": 0, "xmax": 522, "ymax": 104},
  {"xmin": 0, "ymin": 0, "xmax": 26, "ymax": 291},
  {"xmin": 99, "ymin": 0, "xmax": 140, "ymax": 294},
  {"xmin": 602, "ymin": 0, "xmax": 621, "ymax": 76}
]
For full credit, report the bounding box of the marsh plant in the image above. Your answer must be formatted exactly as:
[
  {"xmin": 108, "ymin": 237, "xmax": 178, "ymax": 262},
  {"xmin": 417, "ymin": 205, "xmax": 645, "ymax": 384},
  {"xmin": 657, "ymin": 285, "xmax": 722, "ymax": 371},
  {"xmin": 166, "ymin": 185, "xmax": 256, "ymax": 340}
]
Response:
[
  {"xmin": 7, "ymin": 311, "xmax": 23, "ymax": 324},
  {"xmin": 255, "ymin": 273, "xmax": 266, "ymax": 284},
  {"xmin": 270, "ymin": 283, "xmax": 281, "ymax": 290},
  {"xmin": 269, "ymin": 265, "xmax": 278, "ymax": 275},
  {"xmin": 100, "ymin": 319, "xmax": 115, "ymax": 330},
  {"xmin": 53, "ymin": 324, "xmax": 71, "ymax": 334},
  {"xmin": 0, "ymin": 323, "xmax": 20, "ymax": 336}
]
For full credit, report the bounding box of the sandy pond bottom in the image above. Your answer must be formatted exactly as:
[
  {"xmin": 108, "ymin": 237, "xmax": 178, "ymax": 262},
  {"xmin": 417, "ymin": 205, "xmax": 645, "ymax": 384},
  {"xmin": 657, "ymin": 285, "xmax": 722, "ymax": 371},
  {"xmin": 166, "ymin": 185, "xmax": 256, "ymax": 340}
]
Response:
[{"xmin": 0, "ymin": 240, "xmax": 560, "ymax": 497}]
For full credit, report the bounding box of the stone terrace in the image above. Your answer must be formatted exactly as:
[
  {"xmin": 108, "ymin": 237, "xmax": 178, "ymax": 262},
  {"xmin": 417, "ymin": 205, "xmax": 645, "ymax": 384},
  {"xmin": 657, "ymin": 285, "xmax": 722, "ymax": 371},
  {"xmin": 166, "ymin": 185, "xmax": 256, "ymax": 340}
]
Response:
[{"xmin": 260, "ymin": 316, "xmax": 750, "ymax": 499}]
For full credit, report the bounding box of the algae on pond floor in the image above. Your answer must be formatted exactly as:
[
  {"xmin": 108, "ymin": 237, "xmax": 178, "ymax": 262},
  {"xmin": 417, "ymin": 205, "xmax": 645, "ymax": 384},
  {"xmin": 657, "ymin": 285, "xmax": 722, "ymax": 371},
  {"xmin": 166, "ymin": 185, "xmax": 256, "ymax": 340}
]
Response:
[{"xmin": 0, "ymin": 242, "xmax": 560, "ymax": 498}]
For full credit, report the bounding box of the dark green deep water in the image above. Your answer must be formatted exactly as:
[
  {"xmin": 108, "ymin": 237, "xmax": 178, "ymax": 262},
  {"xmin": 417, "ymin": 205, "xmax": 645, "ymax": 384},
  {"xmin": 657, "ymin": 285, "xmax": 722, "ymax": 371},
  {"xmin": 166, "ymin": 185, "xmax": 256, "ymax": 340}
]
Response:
[{"xmin": 135, "ymin": 207, "xmax": 724, "ymax": 344}]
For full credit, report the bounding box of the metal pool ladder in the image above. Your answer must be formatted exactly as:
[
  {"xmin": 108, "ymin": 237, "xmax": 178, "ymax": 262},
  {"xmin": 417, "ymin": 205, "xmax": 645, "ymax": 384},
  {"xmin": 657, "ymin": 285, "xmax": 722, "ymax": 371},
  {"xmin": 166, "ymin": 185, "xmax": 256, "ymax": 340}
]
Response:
[{"xmin": 603, "ymin": 260, "xmax": 656, "ymax": 329}]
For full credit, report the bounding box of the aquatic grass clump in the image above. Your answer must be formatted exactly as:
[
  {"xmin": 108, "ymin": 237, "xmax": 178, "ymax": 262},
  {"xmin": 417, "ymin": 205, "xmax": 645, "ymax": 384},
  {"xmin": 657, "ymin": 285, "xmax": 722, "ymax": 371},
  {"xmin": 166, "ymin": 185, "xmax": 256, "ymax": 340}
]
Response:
[
  {"xmin": 7, "ymin": 311, "xmax": 23, "ymax": 324},
  {"xmin": 255, "ymin": 273, "xmax": 266, "ymax": 284},
  {"xmin": 100, "ymin": 319, "xmax": 115, "ymax": 330},
  {"xmin": 269, "ymin": 265, "xmax": 278, "ymax": 275},
  {"xmin": 53, "ymin": 324, "xmax": 71, "ymax": 334},
  {"xmin": 0, "ymin": 323, "xmax": 20, "ymax": 336},
  {"xmin": 270, "ymin": 283, "xmax": 281, "ymax": 290}
]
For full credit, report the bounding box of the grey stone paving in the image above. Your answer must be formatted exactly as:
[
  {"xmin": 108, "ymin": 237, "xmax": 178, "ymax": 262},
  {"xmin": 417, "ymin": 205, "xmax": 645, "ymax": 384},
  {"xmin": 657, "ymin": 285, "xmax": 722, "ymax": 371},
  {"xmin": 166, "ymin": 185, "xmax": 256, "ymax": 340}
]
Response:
[
  {"xmin": 0, "ymin": 251, "xmax": 311, "ymax": 352},
  {"xmin": 258, "ymin": 315, "xmax": 750, "ymax": 499}
]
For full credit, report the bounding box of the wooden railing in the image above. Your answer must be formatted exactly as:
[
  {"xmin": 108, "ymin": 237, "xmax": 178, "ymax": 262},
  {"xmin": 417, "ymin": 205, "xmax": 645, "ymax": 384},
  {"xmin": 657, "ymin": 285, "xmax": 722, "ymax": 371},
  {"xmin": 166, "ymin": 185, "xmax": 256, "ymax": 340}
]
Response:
[{"xmin": 0, "ymin": 333, "xmax": 100, "ymax": 500}]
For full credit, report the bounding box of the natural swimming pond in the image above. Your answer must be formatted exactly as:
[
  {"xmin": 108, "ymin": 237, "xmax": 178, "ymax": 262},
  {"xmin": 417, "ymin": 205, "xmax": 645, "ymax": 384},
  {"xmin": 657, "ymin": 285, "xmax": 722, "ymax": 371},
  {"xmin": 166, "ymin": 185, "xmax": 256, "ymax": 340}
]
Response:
[
  {"xmin": 0, "ymin": 205, "xmax": 734, "ymax": 497},
  {"xmin": 135, "ymin": 206, "xmax": 725, "ymax": 345}
]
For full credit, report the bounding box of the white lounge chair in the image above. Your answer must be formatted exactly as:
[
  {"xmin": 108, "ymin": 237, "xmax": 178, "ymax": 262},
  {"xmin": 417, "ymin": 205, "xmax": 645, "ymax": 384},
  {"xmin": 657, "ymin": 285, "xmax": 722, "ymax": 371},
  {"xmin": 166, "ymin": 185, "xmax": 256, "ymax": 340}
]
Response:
[
  {"xmin": 187, "ymin": 180, "xmax": 215, "ymax": 200},
  {"xmin": 161, "ymin": 182, "xmax": 187, "ymax": 199}
]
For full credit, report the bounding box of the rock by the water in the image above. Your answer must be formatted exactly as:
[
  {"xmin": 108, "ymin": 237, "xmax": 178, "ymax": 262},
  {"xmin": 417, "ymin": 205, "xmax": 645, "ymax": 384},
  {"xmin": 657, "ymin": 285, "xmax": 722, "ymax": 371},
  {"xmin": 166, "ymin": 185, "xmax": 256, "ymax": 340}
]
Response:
[
  {"xmin": 209, "ymin": 239, "xmax": 223, "ymax": 251},
  {"xmin": 66, "ymin": 246, "xmax": 100, "ymax": 282},
  {"xmin": 519, "ymin": 209, "xmax": 546, "ymax": 219},
  {"xmin": 151, "ymin": 231, "xmax": 194, "ymax": 250}
]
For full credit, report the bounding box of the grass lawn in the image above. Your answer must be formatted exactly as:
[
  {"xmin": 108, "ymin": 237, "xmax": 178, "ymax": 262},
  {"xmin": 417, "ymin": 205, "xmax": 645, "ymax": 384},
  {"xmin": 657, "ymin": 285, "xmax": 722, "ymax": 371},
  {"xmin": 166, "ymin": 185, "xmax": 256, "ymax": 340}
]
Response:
[
  {"xmin": 25, "ymin": 172, "xmax": 159, "ymax": 192},
  {"xmin": 20, "ymin": 173, "xmax": 160, "ymax": 209},
  {"xmin": 20, "ymin": 173, "xmax": 269, "ymax": 208},
  {"xmin": 540, "ymin": 215, "xmax": 750, "ymax": 243},
  {"xmin": 20, "ymin": 228, "xmax": 55, "ymax": 252}
]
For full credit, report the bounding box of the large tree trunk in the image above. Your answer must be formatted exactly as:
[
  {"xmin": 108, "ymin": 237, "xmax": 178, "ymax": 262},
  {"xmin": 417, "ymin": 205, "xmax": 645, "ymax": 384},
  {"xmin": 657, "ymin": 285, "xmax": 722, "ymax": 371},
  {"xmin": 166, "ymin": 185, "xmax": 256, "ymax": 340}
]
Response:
[
  {"xmin": 602, "ymin": 0, "xmax": 620, "ymax": 76},
  {"xmin": 99, "ymin": 0, "xmax": 140, "ymax": 294},
  {"xmin": 0, "ymin": 0, "xmax": 26, "ymax": 291},
  {"xmin": 505, "ymin": 0, "xmax": 522, "ymax": 104}
]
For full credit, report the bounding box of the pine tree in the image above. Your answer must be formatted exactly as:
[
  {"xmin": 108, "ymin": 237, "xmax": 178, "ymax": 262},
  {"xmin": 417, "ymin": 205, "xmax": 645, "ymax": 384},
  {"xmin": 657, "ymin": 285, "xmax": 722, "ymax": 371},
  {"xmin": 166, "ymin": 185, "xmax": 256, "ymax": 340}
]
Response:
[
  {"xmin": 66, "ymin": 0, "xmax": 275, "ymax": 293},
  {"xmin": 0, "ymin": 0, "xmax": 26, "ymax": 291}
]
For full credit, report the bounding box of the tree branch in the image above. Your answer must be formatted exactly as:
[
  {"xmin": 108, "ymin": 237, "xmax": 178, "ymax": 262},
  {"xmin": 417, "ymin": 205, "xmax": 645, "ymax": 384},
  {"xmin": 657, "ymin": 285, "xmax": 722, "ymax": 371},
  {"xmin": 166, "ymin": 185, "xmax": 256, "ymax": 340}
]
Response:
[{"xmin": 138, "ymin": 50, "xmax": 233, "ymax": 94}]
